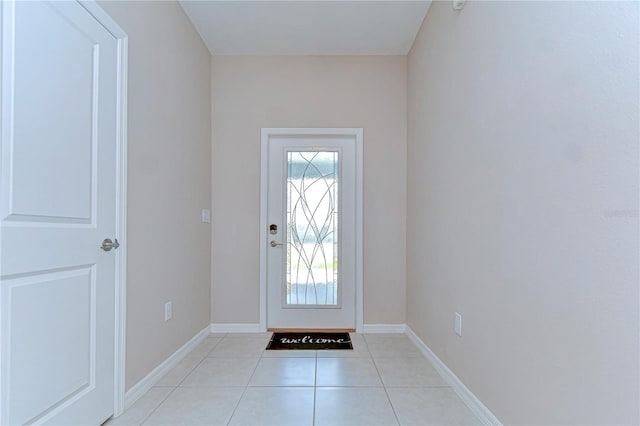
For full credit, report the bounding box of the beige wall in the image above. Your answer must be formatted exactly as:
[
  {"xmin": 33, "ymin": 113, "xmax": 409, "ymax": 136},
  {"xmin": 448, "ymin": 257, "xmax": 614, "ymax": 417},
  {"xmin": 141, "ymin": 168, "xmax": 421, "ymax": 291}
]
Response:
[
  {"xmin": 211, "ymin": 56, "xmax": 407, "ymax": 325},
  {"xmin": 407, "ymin": 1, "xmax": 639, "ymax": 425},
  {"xmin": 98, "ymin": 1, "xmax": 212, "ymax": 390}
]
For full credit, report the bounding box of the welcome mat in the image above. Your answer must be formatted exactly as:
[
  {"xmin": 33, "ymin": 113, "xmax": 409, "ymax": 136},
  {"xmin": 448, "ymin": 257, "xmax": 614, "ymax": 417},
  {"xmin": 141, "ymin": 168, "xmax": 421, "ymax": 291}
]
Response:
[{"xmin": 266, "ymin": 332, "xmax": 353, "ymax": 350}]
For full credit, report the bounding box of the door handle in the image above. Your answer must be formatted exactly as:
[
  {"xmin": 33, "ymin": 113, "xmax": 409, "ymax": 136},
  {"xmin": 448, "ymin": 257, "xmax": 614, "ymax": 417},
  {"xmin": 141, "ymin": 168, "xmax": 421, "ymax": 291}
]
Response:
[
  {"xmin": 101, "ymin": 238, "xmax": 120, "ymax": 252},
  {"xmin": 270, "ymin": 241, "xmax": 284, "ymax": 247}
]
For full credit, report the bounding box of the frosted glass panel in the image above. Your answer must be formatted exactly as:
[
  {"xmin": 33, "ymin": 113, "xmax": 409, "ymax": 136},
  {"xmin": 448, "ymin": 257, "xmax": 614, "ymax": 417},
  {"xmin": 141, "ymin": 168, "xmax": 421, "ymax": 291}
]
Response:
[{"xmin": 286, "ymin": 151, "xmax": 338, "ymax": 305}]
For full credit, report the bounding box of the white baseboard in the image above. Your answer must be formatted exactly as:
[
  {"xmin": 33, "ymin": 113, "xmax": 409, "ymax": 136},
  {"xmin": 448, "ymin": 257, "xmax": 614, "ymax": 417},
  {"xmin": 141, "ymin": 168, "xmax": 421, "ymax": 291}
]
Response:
[
  {"xmin": 405, "ymin": 326, "xmax": 502, "ymax": 426},
  {"xmin": 210, "ymin": 323, "xmax": 263, "ymax": 333},
  {"xmin": 124, "ymin": 325, "xmax": 210, "ymax": 409},
  {"xmin": 361, "ymin": 323, "xmax": 407, "ymax": 333},
  {"xmin": 210, "ymin": 323, "xmax": 405, "ymax": 333}
]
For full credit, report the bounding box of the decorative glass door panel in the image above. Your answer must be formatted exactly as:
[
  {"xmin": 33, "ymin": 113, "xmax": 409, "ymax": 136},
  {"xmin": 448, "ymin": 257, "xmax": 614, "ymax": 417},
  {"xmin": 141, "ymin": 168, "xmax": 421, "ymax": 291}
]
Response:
[
  {"xmin": 263, "ymin": 129, "xmax": 361, "ymax": 330},
  {"xmin": 286, "ymin": 151, "xmax": 339, "ymax": 306}
]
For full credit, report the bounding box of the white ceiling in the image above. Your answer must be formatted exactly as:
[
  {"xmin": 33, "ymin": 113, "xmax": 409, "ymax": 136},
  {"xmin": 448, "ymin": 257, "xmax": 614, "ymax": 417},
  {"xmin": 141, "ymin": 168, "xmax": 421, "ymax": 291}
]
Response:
[{"xmin": 179, "ymin": 1, "xmax": 431, "ymax": 56}]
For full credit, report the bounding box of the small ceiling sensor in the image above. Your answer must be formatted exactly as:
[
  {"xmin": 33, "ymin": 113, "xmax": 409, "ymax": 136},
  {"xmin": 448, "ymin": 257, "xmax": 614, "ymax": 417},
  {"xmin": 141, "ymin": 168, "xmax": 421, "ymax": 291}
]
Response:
[{"xmin": 453, "ymin": 0, "xmax": 466, "ymax": 11}]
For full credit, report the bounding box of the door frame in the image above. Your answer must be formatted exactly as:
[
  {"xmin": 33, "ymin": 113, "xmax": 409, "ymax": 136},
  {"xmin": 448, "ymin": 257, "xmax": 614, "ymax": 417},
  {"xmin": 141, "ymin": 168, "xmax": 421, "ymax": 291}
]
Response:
[
  {"xmin": 259, "ymin": 128, "xmax": 363, "ymax": 332},
  {"xmin": 47, "ymin": 1, "xmax": 129, "ymax": 417}
]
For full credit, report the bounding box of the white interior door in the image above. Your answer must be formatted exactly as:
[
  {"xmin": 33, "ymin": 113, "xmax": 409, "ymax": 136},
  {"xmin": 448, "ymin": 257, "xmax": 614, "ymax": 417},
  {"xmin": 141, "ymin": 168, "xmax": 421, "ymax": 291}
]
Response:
[
  {"xmin": 263, "ymin": 129, "xmax": 362, "ymax": 330},
  {"xmin": 1, "ymin": 1, "xmax": 122, "ymax": 424}
]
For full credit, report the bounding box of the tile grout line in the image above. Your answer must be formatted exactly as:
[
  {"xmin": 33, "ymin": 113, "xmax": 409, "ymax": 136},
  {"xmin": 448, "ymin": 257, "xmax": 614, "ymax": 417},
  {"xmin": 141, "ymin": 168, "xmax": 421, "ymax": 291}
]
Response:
[
  {"xmin": 366, "ymin": 334, "xmax": 404, "ymax": 426},
  {"xmin": 225, "ymin": 334, "xmax": 270, "ymax": 425},
  {"xmin": 138, "ymin": 386, "xmax": 178, "ymax": 426},
  {"xmin": 383, "ymin": 391, "xmax": 402, "ymax": 426},
  {"xmin": 312, "ymin": 350, "xmax": 318, "ymax": 426},
  {"xmin": 375, "ymin": 358, "xmax": 402, "ymax": 426},
  {"xmin": 138, "ymin": 334, "xmax": 227, "ymax": 425}
]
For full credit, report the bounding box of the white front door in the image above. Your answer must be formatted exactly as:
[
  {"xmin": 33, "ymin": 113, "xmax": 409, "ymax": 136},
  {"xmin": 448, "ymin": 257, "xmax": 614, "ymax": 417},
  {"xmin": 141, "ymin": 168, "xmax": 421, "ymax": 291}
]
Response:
[
  {"xmin": 262, "ymin": 129, "xmax": 362, "ymax": 330},
  {"xmin": 1, "ymin": 1, "xmax": 122, "ymax": 424}
]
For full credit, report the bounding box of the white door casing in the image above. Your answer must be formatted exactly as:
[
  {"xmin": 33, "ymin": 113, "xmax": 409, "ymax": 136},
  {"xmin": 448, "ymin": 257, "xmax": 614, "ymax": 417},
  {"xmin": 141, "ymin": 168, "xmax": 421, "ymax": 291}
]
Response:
[
  {"xmin": 260, "ymin": 128, "xmax": 363, "ymax": 331},
  {"xmin": 0, "ymin": 1, "xmax": 127, "ymax": 424}
]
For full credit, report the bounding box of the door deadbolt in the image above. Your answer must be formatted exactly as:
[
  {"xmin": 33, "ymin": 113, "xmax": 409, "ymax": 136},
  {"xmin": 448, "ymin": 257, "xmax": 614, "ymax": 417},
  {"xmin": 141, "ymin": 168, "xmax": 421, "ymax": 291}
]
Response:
[{"xmin": 269, "ymin": 224, "xmax": 278, "ymax": 235}]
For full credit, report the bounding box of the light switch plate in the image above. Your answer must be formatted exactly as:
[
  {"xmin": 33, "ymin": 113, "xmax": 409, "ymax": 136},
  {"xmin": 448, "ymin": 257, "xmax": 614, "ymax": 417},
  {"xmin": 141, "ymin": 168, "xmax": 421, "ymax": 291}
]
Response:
[
  {"xmin": 454, "ymin": 312, "xmax": 462, "ymax": 336},
  {"xmin": 165, "ymin": 301, "xmax": 172, "ymax": 321}
]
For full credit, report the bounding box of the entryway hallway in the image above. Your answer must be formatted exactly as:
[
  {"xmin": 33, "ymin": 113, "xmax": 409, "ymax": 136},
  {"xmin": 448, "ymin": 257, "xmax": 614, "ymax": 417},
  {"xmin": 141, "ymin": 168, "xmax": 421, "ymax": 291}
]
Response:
[{"xmin": 106, "ymin": 333, "xmax": 479, "ymax": 425}]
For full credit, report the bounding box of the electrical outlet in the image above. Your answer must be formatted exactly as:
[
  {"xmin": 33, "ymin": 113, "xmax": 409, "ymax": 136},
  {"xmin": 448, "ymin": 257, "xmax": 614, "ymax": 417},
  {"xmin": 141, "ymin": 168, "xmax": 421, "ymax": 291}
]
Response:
[
  {"xmin": 165, "ymin": 301, "xmax": 172, "ymax": 321},
  {"xmin": 201, "ymin": 209, "xmax": 211, "ymax": 223},
  {"xmin": 454, "ymin": 312, "xmax": 462, "ymax": 336}
]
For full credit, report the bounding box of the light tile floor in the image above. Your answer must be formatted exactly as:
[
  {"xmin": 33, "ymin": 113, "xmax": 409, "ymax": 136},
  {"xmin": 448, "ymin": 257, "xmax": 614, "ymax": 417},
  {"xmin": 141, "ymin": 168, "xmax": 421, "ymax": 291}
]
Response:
[{"xmin": 106, "ymin": 333, "xmax": 480, "ymax": 426}]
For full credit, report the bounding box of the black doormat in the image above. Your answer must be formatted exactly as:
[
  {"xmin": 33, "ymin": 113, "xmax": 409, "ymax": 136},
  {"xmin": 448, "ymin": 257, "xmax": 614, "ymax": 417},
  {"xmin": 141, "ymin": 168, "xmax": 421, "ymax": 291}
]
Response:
[{"xmin": 266, "ymin": 332, "xmax": 353, "ymax": 350}]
